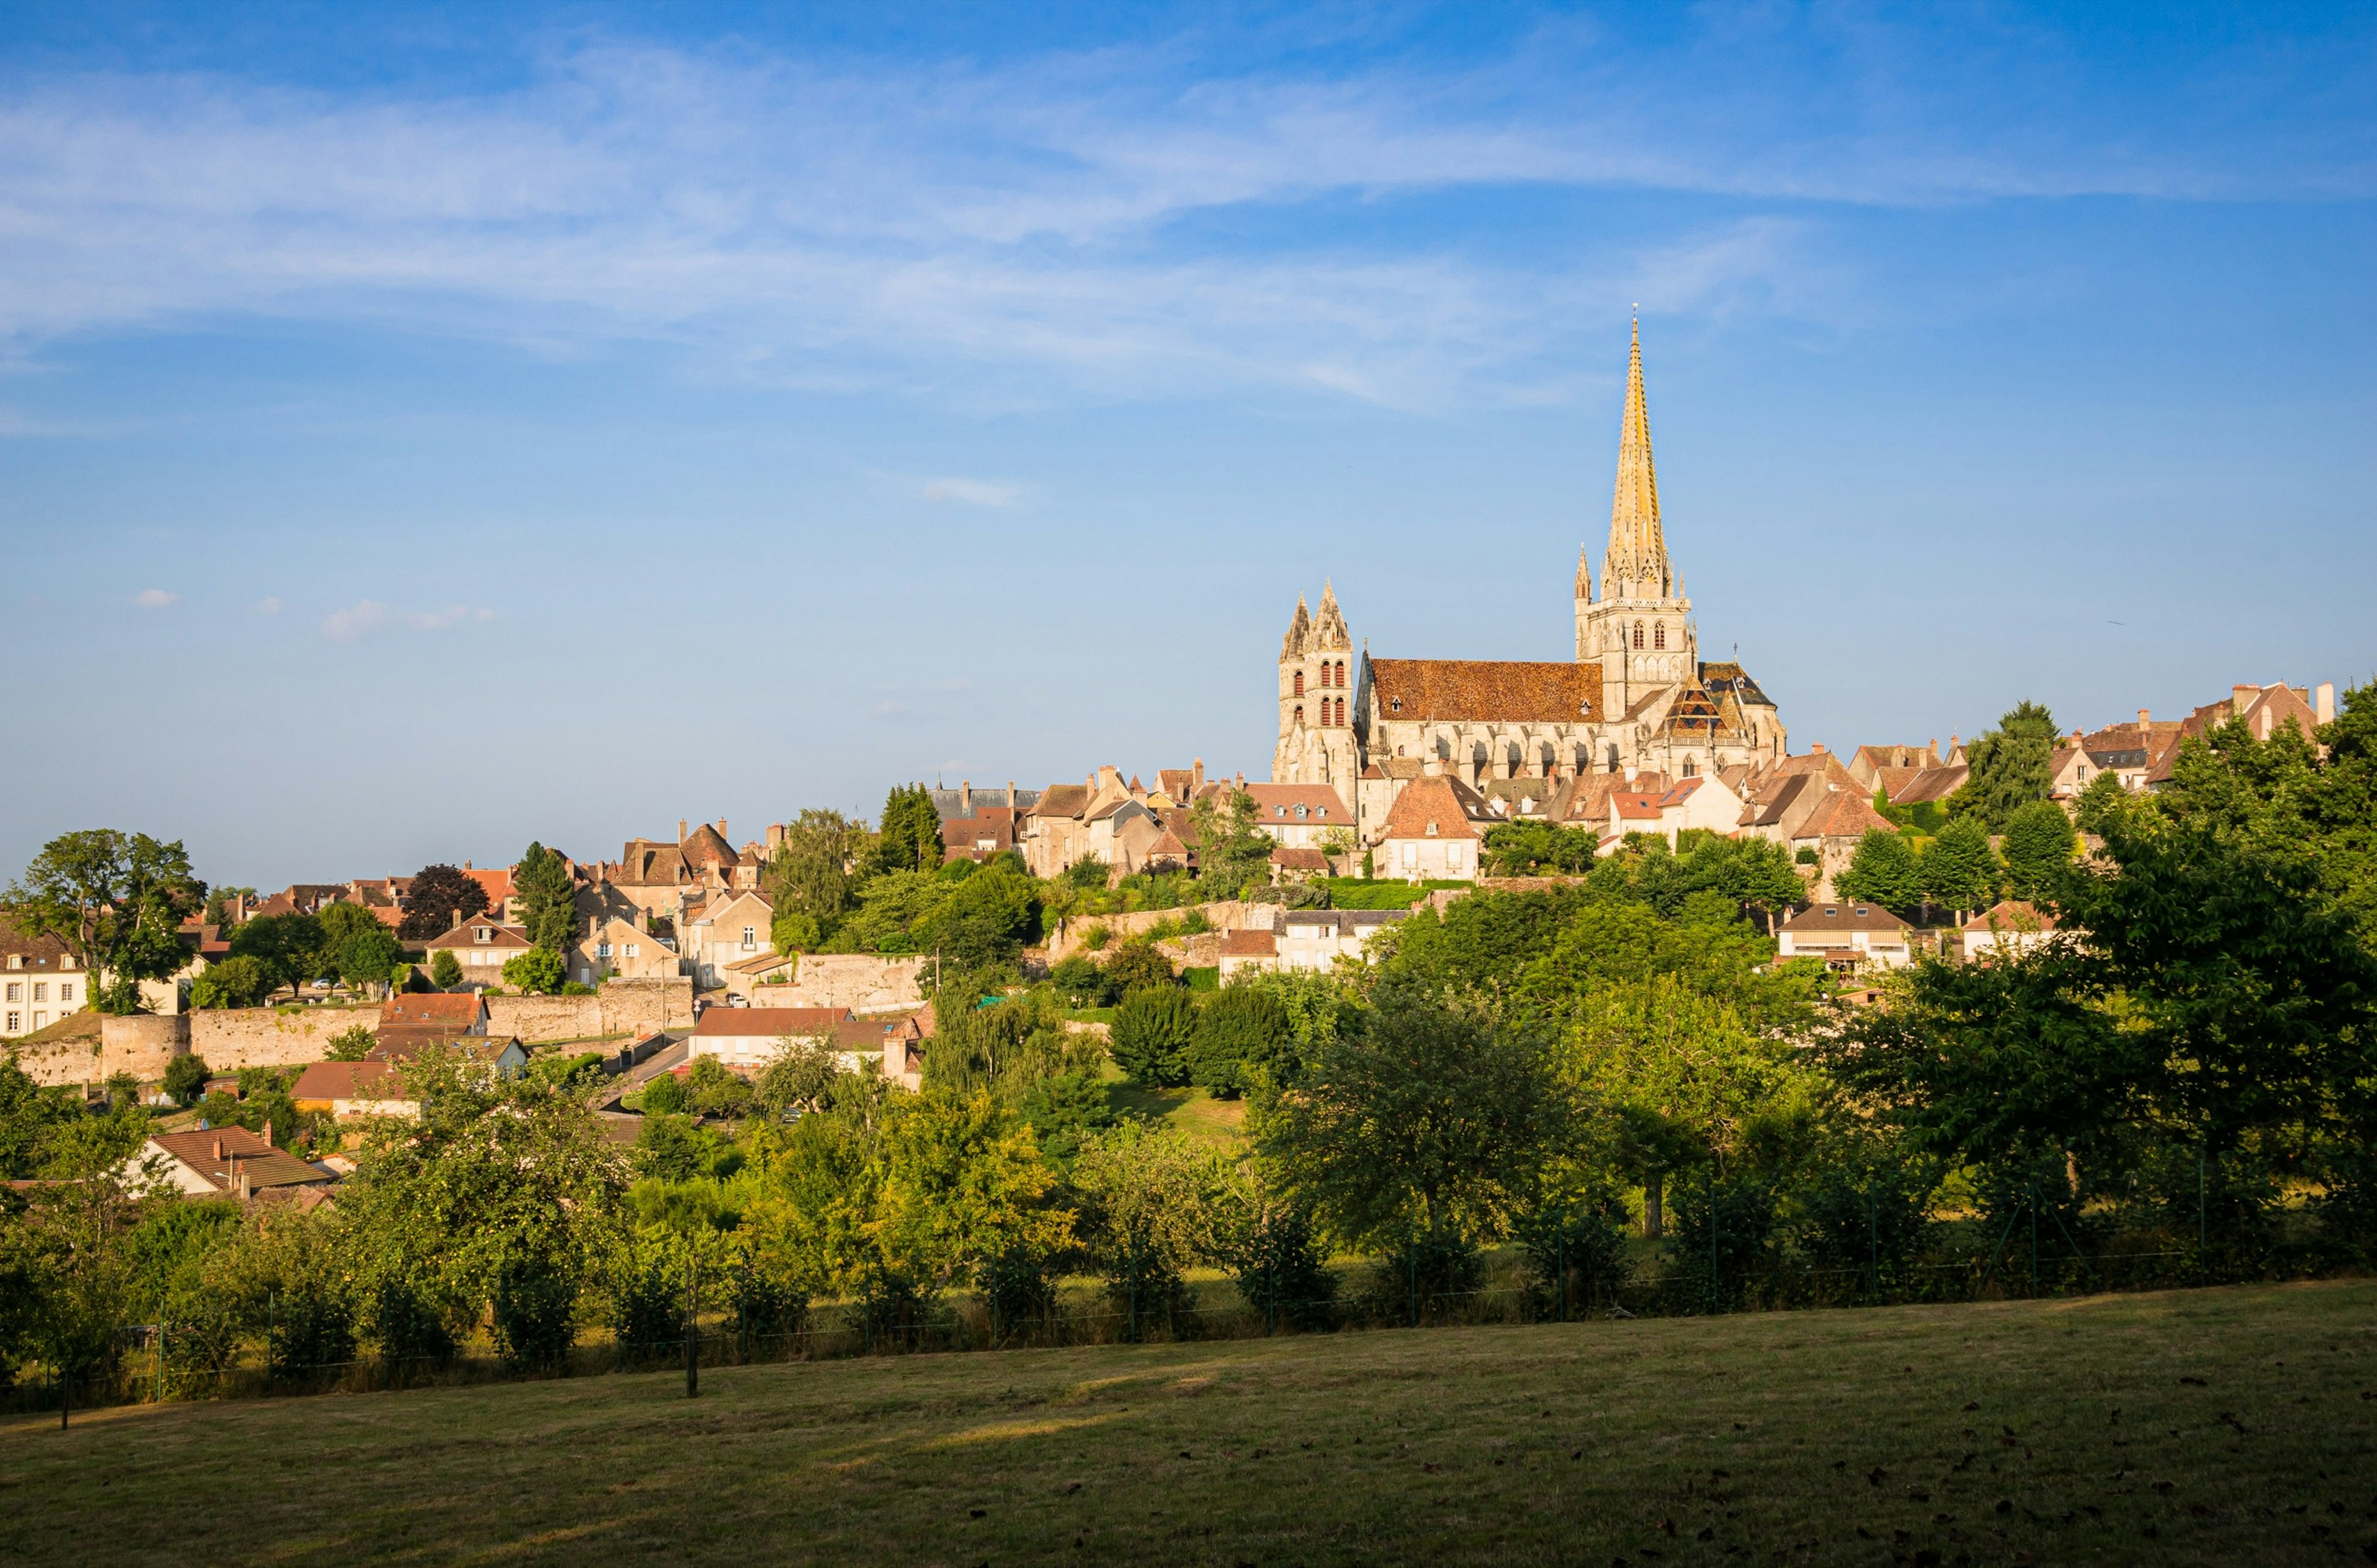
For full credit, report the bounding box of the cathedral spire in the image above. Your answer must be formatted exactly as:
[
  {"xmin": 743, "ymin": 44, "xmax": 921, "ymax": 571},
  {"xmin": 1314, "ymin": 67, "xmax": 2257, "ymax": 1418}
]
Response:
[
  {"xmin": 1574, "ymin": 542, "xmax": 1592, "ymax": 600},
  {"xmin": 1281, "ymin": 594, "xmax": 1311, "ymax": 659},
  {"xmin": 1601, "ymin": 313, "xmax": 1669, "ymax": 599}
]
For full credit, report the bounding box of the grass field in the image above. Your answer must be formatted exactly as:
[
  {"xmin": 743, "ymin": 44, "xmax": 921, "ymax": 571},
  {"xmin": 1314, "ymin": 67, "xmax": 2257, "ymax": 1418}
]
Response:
[{"xmin": 5, "ymin": 1281, "xmax": 2371, "ymax": 1566}]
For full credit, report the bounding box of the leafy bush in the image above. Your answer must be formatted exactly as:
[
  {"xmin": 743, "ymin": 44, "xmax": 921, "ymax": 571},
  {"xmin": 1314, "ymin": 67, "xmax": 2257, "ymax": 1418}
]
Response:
[
  {"xmin": 1187, "ymin": 984, "xmax": 1291, "ymax": 1098},
  {"xmin": 1016, "ymin": 1070, "xmax": 1114, "ymax": 1167},
  {"xmin": 162, "ymin": 1052, "xmax": 212, "ymax": 1107},
  {"xmin": 558, "ymin": 981, "xmax": 595, "ymax": 996},
  {"xmin": 639, "ymin": 1072, "xmax": 689, "ymax": 1115},
  {"xmin": 1078, "ymin": 922, "xmax": 1111, "ymax": 952},
  {"xmin": 189, "ymin": 955, "xmax": 273, "ymax": 1010},
  {"xmin": 1229, "ymin": 1205, "xmax": 1338, "ymax": 1332},
  {"xmin": 428, "ymin": 950, "xmax": 464, "ymax": 989},
  {"xmin": 685, "ymin": 1056, "xmax": 754, "ymax": 1117},
  {"xmin": 501, "ymin": 948, "xmax": 566, "ymax": 995},
  {"xmin": 1512, "ymin": 1201, "xmax": 1635, "ymax": 1316},
  {"xmin": 979, "ymin": 1244, "xmax": 1057, "ymax": 1341},
  {"xmin": 1110, "ymin": 987, "xmax": 1197, "ymax": 1086},
  {"xmin": 491, "ymin": 1254, "xmax": 578, "ymax": 1372},
  {"xmin": 609, "ymin": 1246, "xmax": 683, "ymax": 1365},
  {"xmin": 1048, "ymin": 955, "xmax": 1112, "ymax": 1008},
  {"xmin": 324, "ymin": 1025, "xmax": 375, "ymax": 1062},
  {"xmin": 1101, "ymin": 938, "xmax": 1174, "ymax": 995}
]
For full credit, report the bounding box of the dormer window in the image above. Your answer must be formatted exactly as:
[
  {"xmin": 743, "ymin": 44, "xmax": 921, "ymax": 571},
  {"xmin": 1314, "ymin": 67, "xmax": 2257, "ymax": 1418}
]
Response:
[
  {"xmin": 1426, "ymin": 821, "xmax": 1439, "ymax": 836},
  {"xmin": 1390, "ymin": 697, "xmax": 1403, "ymax": 713},
  {"xmin": 475, "ymin": 926, "xmax": 493, "ymax": 943},
  {"xmin": 1294, "ymin": 804, "xmax": 1307, "ymax": 819}
]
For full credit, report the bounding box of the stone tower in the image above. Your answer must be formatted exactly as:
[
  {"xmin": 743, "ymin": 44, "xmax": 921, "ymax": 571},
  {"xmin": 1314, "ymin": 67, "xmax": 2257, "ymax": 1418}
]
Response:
[
  {"xmin": 1575, "ymin": 316, "xmax": 1697, "ymax": 715},
  {"xmin": 1271, "ymin": 583, "xmax": 1359, "ymax": 787}
]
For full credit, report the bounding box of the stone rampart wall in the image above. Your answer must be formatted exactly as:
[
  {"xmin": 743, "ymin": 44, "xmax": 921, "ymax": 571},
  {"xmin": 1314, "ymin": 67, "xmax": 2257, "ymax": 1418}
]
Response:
[{"xmin": 191, "ymin": 1005, "xmax": 378, "ymax": 1070}]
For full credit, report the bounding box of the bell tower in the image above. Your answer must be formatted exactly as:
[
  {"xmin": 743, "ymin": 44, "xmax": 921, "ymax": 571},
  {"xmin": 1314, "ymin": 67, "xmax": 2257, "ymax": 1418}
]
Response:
[
  {"xmin": 1271, "ymin": 584, "xmax": 1359, "ymax": 786},
  {"xmin": 1576, "ymin": 314, "xmax": 1697, "ymax": 715}
]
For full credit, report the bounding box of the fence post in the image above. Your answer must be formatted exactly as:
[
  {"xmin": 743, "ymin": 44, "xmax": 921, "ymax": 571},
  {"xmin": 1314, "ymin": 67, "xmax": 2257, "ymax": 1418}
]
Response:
[
  {"xmin": 1868, "ymin": 1185, "xmax": 1880, "ymax": 1304},
  {"xmin": 1708, "ymin": 1170, "xmax": 1721, "ymax": 1317},
  {"xmin": 266, "ymin": 1290, "xmax": 276, "ymax": 1394},
  {"xmin": 2198, "ymin": 1146, "xmax": 2209, "ymax": 1284},
  {"xmin": 2028, "ymin": 1181, "xmax": 2040, "ymax": 1297},
  {"xmin": 155, "ymin": 1322, "xmax": 165, "ymax": 1405},
  {"xmin": 685, "ymin": 1250, "xmax": 699, "ymax": 1400},
  {"xmin": 1556, "ymin": 1228, "xmax": 1566, "ymax": 1324},
  {"xmin": 1266, "ymin": 1241, "xmax": 1276, "ymax": 1337},
  {"xmin": 1408, "ymin": 1241, "xmax": 1419, "ymax": 1330}
]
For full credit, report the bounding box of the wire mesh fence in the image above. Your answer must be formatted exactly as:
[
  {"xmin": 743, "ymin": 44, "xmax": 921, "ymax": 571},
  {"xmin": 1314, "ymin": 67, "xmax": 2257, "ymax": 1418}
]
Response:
[{"xmin": 6, "ymin": 1206, "xmax": 2352, "ymax": 1425}]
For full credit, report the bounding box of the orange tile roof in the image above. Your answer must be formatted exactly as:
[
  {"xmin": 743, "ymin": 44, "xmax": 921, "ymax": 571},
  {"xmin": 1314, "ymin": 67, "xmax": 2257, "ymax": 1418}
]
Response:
[
  {"xmin": 694, "ymin": 1005, "xmax": 852, "ymax": 1036},
  {"xmin": 379, "ymin": 994, "xmax": 486, "ymax": 1029},
  {"xmin": 1369, "ymin": 659, "xmax": 1603, "ymax": 724},
  {"xmin": 1220, "ymin": 929, "xmax": 1278, "ymax": 958},
  {"xmin": 1379, "ymin": 775, "xmax": 1487, "ymax": 841},
  {"xmin": 1791, "ymin": 790, "xmax": 1895, "ymax": 840}
]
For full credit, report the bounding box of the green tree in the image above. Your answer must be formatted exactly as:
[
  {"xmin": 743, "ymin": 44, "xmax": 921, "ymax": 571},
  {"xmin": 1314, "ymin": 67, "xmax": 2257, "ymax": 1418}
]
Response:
[
  {"xmin": 1070, "ymin": 1120, "xmax": 1237, "ymax": 1330},
  {"xmin": 1952, "ymin": 700, "xmax": 2059, "ymax": 829},
  {"xmin": 764, "ymin": 809, "xmax": 864, "ymax": 932},
  {"xmin": 770, "ymin": 911, "xmax": 821, "ymax": 953},
  {"xmin": 501, "ymin": 948, "xmax": 566, "ymax": 995},
  {"xmin": 873, "ymin": 785, "xmax": 946, "ymax": 876},
  {"xmin": 334, "ymin": 925, "xmax": 407, "ymax": 994},
  {"xmin": 202, "ymin": 886, "xmax": 255, "ymax": 929},
  {"xmin": 1832, "ymin": 828, "xmax": 1922, "ymax": 912},
  {"xmin": 429, "ymin": 949, "xmax": 464, "ymax": 990},
  {"xmin": 752, "ymin": 1036, "xmax": 843, "ymax": 1117},
  {"xmin": 1110, "ymin": 986, "xmax": 1197, "ymax": 1086},
  {"xmin": 14, "ymin": 1106, "xmax": 154, "ymax": 1417},
  {"xmin": 3, "ymin": 829, "xmax": 206, "ymax": 1013},
  {"xmin": 325, "ymin": 1025, "xmax": 376, "ymax": 1062},
  {"xmin": 188, "ymin": 955, "xmax": 274, "ymax": 1010},
  {"xmin": 398, "ymin": 864, "xmax": 489, "ymax": 941},
  {"xmin": 1016, "ymin": 1071, "xmax": 1114, "ymax": 1167},
  {"xmin": 2074, "ymin": 770, "xmax": 2132, "ymax": 838},
  {"xmin": 1918, "ymin": 815, "xmax": 2001, "ymax": 920},
  {"xmin": 2000, "ymin": 800, "xmax": 2079, "ymax": 903},
  {"xmin": 1187, "ymin": 983, "xmax": 1292, "ymax": 1098},
  {"xmin": 1101, "ymin": 938, "xmax": 1176, "ymax": 994},
  {"xmin": 162, "ymin": 1052, "xmax": 212, "ymax": 1106},
  {"xmin": 0, "ymin": 1054, "xmax": 85, "ymax": 1179},
  {"xmin": 1188, "ymin": 789, "xmax": 1275, "ymax": 899},
  {"xmin": 228, "ymin": 912, "xmax": 328, "ymax": 1000},
  {"xmin": 1253, "ymin": 984, "xmax": 1574, "ymax": 1253},
  {"xmin": 514, "ymin": 843, "xmax": 578, "ymax": 954}
]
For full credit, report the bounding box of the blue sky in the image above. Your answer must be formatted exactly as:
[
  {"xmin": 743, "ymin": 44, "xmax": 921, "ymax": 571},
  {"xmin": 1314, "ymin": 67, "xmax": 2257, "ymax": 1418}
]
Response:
[{"xmin": 2, "ymin": 2, "xmax": 2372, "ymax": 889}]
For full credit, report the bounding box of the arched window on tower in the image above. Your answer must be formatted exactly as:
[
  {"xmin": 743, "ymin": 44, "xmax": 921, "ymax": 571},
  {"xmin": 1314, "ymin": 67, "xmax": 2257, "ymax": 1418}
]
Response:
[
  {"xmin": 1336, "ymin": 660, "xmax": 1346, "ymax": 687},
  {"xmin": 1632, "ymin": 622, "xmax": 1645, "ymax": 649},
  {"xmin": 1336, "ymin": 697, "xmax": 1346, "ymax": 726},
  {"xmin": 1294, "ymin": 704, "xmax": 1304, "ymax": 728},
  {"xmin": 1653, "ymin": 623, "xmax": 1667, "ymax": 650},
  {"xmin": 1293, "ymin": 670, "xmax": 1304, "ymax": 696}
]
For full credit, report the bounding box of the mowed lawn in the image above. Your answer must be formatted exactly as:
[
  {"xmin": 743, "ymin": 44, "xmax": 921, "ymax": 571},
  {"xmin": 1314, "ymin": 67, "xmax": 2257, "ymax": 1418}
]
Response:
[{"xmin": 5, "ymin": 1281, "xmax": 2373, "ymax": 1566}]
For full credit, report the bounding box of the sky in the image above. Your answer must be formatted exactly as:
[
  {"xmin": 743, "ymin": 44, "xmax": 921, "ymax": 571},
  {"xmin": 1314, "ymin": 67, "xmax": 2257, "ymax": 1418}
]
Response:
[{"xmin": 2, "ymin": 2, "xmax": 2373, "ymax": 890}]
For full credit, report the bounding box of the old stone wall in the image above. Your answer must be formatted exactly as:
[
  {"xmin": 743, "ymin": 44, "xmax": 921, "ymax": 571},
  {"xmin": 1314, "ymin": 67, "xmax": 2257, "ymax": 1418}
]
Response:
[
  {"xmin": 192, "ymin": 1004, "xmax": 379, "ymax": 1070},
  {"xmin": 101, "ymin": 1014, "xmax": 190, "ymax": 1083},
  {"xmin": 747, "ymin": 955, "xmax": 926, "ymax": 1015},
  {"xmin": 1044, "ymin": 901, "xmax": 1252, "ymax": 963},
  {"xmin": 10, "ymin": 1011, "xmax": 104, "ymax": 1088},
  {"xmin": 486, "ymin": 977, "xmax": 694, "ymax": 1042},
  {"xmin": 1153, "ymin": 932, "xmax": 1224, "ymax": 969}
]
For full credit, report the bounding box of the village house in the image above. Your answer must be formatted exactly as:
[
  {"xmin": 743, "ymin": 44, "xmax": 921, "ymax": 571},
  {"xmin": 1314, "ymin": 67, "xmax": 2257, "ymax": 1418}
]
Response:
[
  {"xmin": 375, "ymin": 992, "xmax": 488, "ymax": 1053},
  {"xmin": 1960, "ymin": 899, "xmax": 2064, "ymax": 961},
  {"xmin": 1217, "ymin": 927, "xmax": 1280, "ymax": 981},
  {"xmin": 420, "ymin": 917, "xmax": 534, "ymax": 986},
  {"xmin": 290, "ymin": 1059, "xmax": 422, "ymax": 1122},
  {"xmin": 1598, "ymin": 771, "xmax": 1750, "ymax": 851},
  {"xmin": 930, "ymin": 781, "xmax": 1040, "ymax": 863},
  {"xmin": 687, "ymin": 1005, "xmax": 846, "ymax": 1070},
  {"xmin": 571, "ymin": 912, "xmax": 680, "ymax": 987},
  {"xmin": 136, "ymin": 1127, "xmax": 334, "ymax": 1200},
  {"xmin": 1, "ymin": 915, "xmax": 84, "ymax": 1039},
  {"xmin": 681, "ymin": 889, "xmax": 776, "ymax": 990},
  {"xmin": 1374, "ymin": 774, "xmax": 1493, "ymax": 881},
  {"xmin": 1847, "ymin": 742, "xmax": 1944, "ymax": 800},
  {"xmin": 2145, "ymin": 681, "xmax": 2335, "ymax": 789},
  {"xmin": 1259, "ymin": 907, "xmax": 1411, "ymax": 972},
  {"xmin": 1777, "ymin": 901, "xmax": 1915, "ymax": 973}
]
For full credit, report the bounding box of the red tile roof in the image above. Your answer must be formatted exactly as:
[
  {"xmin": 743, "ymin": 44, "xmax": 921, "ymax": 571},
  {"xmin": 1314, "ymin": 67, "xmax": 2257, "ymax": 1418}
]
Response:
[
  {"xmin": 146, "ymin": 1127, "xmax": 329, "ymax": 1191},
  {"xmin": 1242, "ymin": 784, "xmax": 1351, "ymax": 823},
  {"xmin": 290, "ymin": 1060, "xmax": 412, "ymax": 1104},
  {"xmin": 693, "ymin": 1006, "xmax": 851, "ymax": 1037},
  {"xmin": 1369, "ymin": 659, "xmax": 1604, "ymax": 724},
  {"xmin": 379, "ymin": 994, "xmax": 487, "ymax": 1030},
  {"xmin": 1962, "ymin": 899, "xmax": 2059, "ymax": 933},
  {"xmin": 1379, "ymin": 775, "xmax": 1487, "ymax": 842},
  {"xmin": 1790, "ymin": 790, "xmax": 1895, "ymax": 841},
  {"xmin": 1220, "ymin": 929, "xmax": 1278, "ymax": 958},
  {"xmin": 1269, "ymin": 846, "xmax": 1331, "ymax": 872}
]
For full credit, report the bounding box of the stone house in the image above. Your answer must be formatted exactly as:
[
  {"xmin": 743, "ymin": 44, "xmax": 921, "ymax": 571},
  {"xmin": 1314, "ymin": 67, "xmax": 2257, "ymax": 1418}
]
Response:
[
  {"xmin": 570, "ymin": 912, "xmax": 680, "ymax": 987},
  {"xmin": 682, "ymin": 890, "xmax": 776, "ymax": 991},
  {"xmin": 1776, "ymin": 901, "xmax": 1915, "ymax": 972},
  {"xmin": 1242, "ymin": 784, "xmax": 1353, "ymax": 854},
  {"xmin": 688, "ymin": 1005, "xmax": 847, "ymax": 1071},
  {"xmin": 1, "ymin": 915, "xmax": 85, "ymax": 1040},
  {"xmin": 1374, "ymin": 775, "xmax": 1492, "ymax": 881},
  {"xmin": 2145, "ymin": 681, "xmax": 2335, "ymax": 789},
  {"xmin": 420, "ymin": 919, "xmax": 534, "ymax": 987},
  {"xmin": 1217, "ymin": 928, "xmax": 1279, "ymax": 981},
  {"xmin": 290, "ymin": 1060, "xmax": 422, "ymax": 1122},
  {"xmin": 1254, "ymin": 907, "xmax": 1410, "ymax": 972},
  {"xmin": 1960, "ymin": 899, "xmax": 2063, "ymax": 961}
]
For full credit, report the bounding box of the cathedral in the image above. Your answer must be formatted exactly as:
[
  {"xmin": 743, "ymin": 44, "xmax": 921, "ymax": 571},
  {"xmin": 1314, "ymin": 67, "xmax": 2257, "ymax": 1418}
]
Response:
[{"xmin": 1271, "ymin": 321, "xmax": 1787, "ymax": 842}]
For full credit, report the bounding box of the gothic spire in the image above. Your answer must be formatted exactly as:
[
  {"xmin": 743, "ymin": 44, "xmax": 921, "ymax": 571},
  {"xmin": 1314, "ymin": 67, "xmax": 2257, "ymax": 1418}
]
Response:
[
  {"xmin": 1574, "ymin": 542, "xmax": 1592, "ymax": 601},
  {"xmin": 1313, "ymin": 580, "xmax": 1350, "ymax": 648},
  {"xmin": 1281, "ymin": 594, "xmax": 1312, "ymax": 659},
  {"xmin": 1601, "ymin": 314, "xmax": 1669, "ymax": 598}
]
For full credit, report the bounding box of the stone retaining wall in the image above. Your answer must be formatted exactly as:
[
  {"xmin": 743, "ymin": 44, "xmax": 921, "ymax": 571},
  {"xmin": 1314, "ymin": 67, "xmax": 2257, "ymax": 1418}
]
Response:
[
  {"xmin": 485, "ymin": 977, "xmax": 693, "ymax": 1042},
  {"xmin": 747, "ymin": 955, "xmax": 925, "ymax": 1015},
  {"xmin": 1046, "ymin": 901, "xmax": 1252, "ymax": 963}
]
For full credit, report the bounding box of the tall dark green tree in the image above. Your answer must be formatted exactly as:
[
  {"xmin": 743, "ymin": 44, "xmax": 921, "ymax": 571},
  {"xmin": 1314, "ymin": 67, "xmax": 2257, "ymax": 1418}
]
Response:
[
  {"xmin": 1952, "ymin": 700, "xmax": 2060, "ymax": 829},
  {"xmin": 1832, "ymin": 828, "xmax": 1922, "ymax": 911},
  {"xmin": 228, "ymin": 912, "xmax": 328, "ymax": 1000},
  {"xmin": 1999, "ymin": 800, "xmax": 2079, "ymax": 903},
  {"xmin": 514, "ymin": 843, "xmax": 577, "ymax": 953},
  {"xmin": 764, "ymin": 808, "xmax": 864, "ymax": 930},
  {"xmin": 3, "ymin": 830, "xmax": 206, "ymax": 1013},
  {"xmin": 399, "ymin": 864, "xmax": 489, "ymax": 940},
  {"xmin": 873, "ymin": 786, "xmax": 946, "ymax": 875},
  {"xmin": 1188, "ymin": 788, "xmax": 1275, "ymax": 899}
]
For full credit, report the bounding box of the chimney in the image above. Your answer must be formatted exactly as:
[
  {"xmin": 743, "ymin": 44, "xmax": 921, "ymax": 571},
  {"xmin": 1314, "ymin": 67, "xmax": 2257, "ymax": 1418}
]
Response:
[
  {"xmin": 464, "ymin": 860, "xmax": 472, "ymax": 870},
  {"xmin": 1007, "ymin": 779, "xmax": 1016, "ymax": 807},
  {"xmin": 960, "ymin": 781, "xmax": 972, "ymax": 815},
  {"xmin": 213, "ymin": 1137, "xmax": 223, "ymax": 1159},
  {"xmin": 1193, "ymin": 757, "xmax": 1205, "ymax": 790},
  {"xmin": 451, "ymin": 907, "xmax": 464, "ymax": 931},
  {"xmin": 236, "ymin": 1167, "xmax": 252, "ymax": 1203},
  {"xmin": 1810, "ymin": 742, "xmax": 1826, "ymax": 755},
  {"xmin": 717, "ymin": 817, "xmax": 728, "ymax": 838},
  {"xmin": 2233, "ymin": 684, "xmax": 2258, "ymax": 716},
  {"xmin": 678, "ymin": 819, "xmax": 688, "ymax": 843},
  {"xmin": 2316, "ymin": 682, "xmax": 2336, "ymax": 724}
]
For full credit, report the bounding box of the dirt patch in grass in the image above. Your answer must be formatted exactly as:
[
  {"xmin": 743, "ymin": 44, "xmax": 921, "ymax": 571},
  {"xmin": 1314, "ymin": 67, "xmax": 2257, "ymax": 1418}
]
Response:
[{"xmin": 5, "ymin": 1281, "xmax": 2373, "ymax": 1565}]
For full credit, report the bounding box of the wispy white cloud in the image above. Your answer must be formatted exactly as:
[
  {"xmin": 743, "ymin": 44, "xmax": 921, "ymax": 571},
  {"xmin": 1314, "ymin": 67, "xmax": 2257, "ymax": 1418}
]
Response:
[
  {"xmin": 0, "ymin": 23, "xmax": 2363, "ymax": 404},
  {"xmin": 922, "ymin": 477, "xmax": 1022, "ymax": 508},
  {"xmin": 319, "ymin": 599, "xmax": 493, "ymax": 641},
  {"xmin": 135, "ymin": 587, "xmax": 176, "ymax": 608},
  {"xmin": 253, "ymin": 596, "xmax": 284, "ymax": 615}
]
